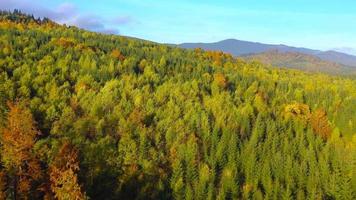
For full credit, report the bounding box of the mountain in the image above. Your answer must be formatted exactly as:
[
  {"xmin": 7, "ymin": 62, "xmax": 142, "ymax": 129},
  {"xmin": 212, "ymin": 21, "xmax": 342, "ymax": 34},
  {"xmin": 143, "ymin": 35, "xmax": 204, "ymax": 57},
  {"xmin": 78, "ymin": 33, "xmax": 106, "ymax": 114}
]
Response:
[
  {"xmin": 332, "ymin": 47, "xmax": 356, "ymax": 56},
  {"xmin": 1, "ymin": 11, "xmax": 355, "ymax": 200},
  {"xmin": 242, "ymin": 50, "xmax": 356, "ymax": 75},
  {"xmin": 317, "ymin": 50, "xmax": 356, "ymax": 66},
  {"xmin": 178, "ymin": 39, "xmax": 356, "ymax": 68},
  {"xmin": 179, "ymin": 39, "xmax": 317, "ymax": 56}
]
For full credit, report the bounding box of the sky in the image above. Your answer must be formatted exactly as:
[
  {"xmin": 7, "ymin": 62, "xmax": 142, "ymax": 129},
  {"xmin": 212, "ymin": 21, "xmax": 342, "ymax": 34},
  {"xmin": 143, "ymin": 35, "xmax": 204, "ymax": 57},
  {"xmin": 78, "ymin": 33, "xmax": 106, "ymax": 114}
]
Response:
[{"xmin": 1, "ymin": 0, "xmax": 356, "ymax": 53}]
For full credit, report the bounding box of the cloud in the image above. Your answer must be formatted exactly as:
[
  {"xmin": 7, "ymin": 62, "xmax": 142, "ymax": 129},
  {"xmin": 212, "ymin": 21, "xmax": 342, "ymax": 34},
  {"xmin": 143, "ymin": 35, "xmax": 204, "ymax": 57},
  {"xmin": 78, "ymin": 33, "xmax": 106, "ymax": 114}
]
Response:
[
  {"xmin": 67, "ymin": 15, "xmax": 120, "ymax": 34},
  {"xmin": 0, "ymin": 0, "xmax": 121, "ymax": 34},
  {"xmin": 52, "ymin": 2, "xmax": 77, "ymax": 21},
  {"xmin": 0, "ymin": 0, "xmax": 77, "ymax": 22},
  {"xmin": 70, "ymin": 15, "xmax": 105, "ymax": 30}
]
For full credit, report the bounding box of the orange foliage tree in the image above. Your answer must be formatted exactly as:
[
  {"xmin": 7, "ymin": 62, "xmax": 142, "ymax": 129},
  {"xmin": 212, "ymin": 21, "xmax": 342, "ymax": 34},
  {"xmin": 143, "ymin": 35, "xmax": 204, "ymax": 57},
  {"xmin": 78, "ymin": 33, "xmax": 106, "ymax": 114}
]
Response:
[
  {"xmin": 213, "ymin": 73, "xmax": 228, "ymax": 89},
  {"xmin": 56, "ymin": 37, "xmax": 75, "ymax": 48},
  {"xmin": 50, "ymin": 141, "xmax": 86, "ymax": 200},
  {"xmin": 206, "ymin": 51, "xmax": 224, "ymax": 66},
  {"xmin": 111, "ymin": 49, "xmax": 125, "ymax": 61},
  {"xmin": 1, "ymin": 102, "xmax": 42, "ymax": 199},
  {"xmin": 310, "ymin": 109, "xmax": 332, "ymax": 140},
  {"xmin": 0, "ymin": 171, "xmax": 6, "ymax": 199}
]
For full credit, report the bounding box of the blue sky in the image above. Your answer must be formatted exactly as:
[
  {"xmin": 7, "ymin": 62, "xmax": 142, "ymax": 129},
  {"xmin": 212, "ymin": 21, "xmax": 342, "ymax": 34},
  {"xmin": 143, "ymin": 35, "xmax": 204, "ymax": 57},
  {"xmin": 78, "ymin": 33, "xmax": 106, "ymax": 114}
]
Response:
[{"xmin": 2, "ymin": 0, "xmax": 356, "ymax": 52}]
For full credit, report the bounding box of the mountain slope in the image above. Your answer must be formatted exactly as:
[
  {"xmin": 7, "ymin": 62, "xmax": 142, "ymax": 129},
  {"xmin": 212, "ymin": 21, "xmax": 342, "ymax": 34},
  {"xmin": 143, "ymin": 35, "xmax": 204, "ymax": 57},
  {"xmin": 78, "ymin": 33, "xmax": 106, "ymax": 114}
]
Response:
[
  {"xmin": 332, "ymin": 47, "xmax": 356, "ymax": 56},
  {"xmin": 178, "ymin": 39, "xmax": 356, "ymax": 68},
  {"xmin": 242, "ymin": 50, "xmax": 356, "ymax": 75},
  {"xmin": 317, "ymin": 50, "xmax": 356, "ymax": 66},
  {"xmin": 180, "ymin": 39, "xmax": 319, "ymax": 55},
  {"xmin": 0, "ymin": 11, "xmax": 355, "ymax": 200},
  {"xmin": 180, "ymin": 39, "xmax": 278, "ymax": 55}
]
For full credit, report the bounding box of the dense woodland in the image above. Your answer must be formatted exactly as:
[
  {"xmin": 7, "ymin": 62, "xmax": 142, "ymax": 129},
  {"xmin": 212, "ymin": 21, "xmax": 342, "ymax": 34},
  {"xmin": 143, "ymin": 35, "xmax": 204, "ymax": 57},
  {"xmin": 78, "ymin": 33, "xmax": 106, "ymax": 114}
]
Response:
[{"xmin": 0, "ymin": 11, "xmax": 355, "ymax": 199}]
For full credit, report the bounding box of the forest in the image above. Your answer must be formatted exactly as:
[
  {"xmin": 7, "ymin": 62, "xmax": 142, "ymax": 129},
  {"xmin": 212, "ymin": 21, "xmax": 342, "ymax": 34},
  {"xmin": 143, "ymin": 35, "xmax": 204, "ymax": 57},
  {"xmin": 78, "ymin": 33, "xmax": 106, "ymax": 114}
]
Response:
[{"xmin": 0, "ymin": 11, "xmax": 355, "ymax": 199}]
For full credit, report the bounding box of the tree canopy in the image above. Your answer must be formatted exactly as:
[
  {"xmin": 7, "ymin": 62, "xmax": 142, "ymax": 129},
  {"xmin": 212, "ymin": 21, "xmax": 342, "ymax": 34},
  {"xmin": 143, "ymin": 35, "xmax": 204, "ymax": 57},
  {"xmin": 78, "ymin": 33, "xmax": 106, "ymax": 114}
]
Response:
[{"xmin": 0, "ymin": 11, "xmax": 355, "ymax": 199}]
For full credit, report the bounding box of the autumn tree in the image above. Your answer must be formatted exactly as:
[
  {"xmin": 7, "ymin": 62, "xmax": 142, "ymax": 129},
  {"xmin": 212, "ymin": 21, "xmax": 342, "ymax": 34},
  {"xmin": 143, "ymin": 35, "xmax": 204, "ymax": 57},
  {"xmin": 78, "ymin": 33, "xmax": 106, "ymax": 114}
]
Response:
[
  {"xmin": 56, "ymin": 37, "xmax": 75, "ymax": 48},
  {"xmin": 206, "ymin": 51, "xmax": 223, "ymax": 66},
  {"xmin": 310, "ymin": 109, "xmax": 332, "ymax": 140},
  {"xmin": 0, "ymin": 11, "xmax": 356, "ymax": 199},
  {"xmin": 0, "ymin": 171, "xmax": 6, "ymax": 199},
  {"xmin": 111, "ymin": 49, "xmax": 125, "ymax": 61},
  {"xmin": 1, "ymin": 101, "xmax": 42, "ymax": 199},
  {"xmin": 213, "ymin": 73, "xmax": 228, "ymax": 89},
  {"xmin": 49, "ymin": 141, "xmax": 86, "ymax": 200}
]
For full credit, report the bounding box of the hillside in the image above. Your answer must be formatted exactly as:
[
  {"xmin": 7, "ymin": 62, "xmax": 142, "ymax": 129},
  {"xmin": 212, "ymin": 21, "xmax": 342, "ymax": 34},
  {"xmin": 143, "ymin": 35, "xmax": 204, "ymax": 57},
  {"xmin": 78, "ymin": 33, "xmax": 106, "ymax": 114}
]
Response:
[
  {"xmin": 242, "ymin": 50, "xmax": 356, "ymax": 75},
  {"xmin": 317, "ymin": 50, "xmax": 356, "ymax": 66},
  {"xmin": 0, "ymin": 11, "xmax": 355, "ymax": 200},
  {"xmin": 179, "ymin": 39, "xmax": 356, "ymax": 69}
]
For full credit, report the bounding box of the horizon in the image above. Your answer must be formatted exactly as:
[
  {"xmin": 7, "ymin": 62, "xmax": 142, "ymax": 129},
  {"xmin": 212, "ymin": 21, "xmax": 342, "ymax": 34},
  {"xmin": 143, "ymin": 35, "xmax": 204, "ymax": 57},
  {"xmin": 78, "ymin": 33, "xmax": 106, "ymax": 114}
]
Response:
[
  {"xmin": 0, "ymin": 3, "xmax": 356, "ymax": 200},
  {"xmin": 1, "ymin": 0, "xmax": 356, "ymax": 55}
]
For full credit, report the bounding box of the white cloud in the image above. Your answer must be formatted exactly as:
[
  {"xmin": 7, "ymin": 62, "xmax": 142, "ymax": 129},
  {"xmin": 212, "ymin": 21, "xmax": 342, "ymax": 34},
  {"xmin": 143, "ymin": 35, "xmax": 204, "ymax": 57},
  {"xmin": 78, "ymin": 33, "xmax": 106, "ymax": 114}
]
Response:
[{"xmin": 0, "ymin": 0, "xmax": 120, "ymax": 34}]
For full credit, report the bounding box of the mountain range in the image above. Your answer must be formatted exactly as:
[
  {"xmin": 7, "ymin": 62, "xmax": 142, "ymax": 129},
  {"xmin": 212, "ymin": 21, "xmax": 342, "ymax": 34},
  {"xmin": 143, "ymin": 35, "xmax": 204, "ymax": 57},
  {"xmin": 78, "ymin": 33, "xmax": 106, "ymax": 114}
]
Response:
[
  {"xmin": 332, "ymin": 47, "xmax": 356, "ymax": 56},
  {"xmin": 178, "ymin": 39, "xmax": 356, "ymax": 74}
]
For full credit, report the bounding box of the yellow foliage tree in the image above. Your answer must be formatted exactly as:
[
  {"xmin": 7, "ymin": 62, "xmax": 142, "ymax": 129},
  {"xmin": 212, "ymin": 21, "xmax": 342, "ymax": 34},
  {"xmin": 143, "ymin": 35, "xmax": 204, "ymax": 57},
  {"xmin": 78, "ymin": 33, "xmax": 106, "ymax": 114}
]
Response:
[{"xmin": 284, "ymin": 103, "xmax": 311, "ymax": 125}]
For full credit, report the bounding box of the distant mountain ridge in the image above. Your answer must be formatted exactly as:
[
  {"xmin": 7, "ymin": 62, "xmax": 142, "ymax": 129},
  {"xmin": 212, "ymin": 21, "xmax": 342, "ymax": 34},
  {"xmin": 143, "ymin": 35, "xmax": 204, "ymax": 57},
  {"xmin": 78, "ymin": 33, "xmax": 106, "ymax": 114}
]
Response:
[
  {"xmin": 332, "ymin": 47, "xmax": 356, "ymax": 56},
  {"xmin": 242, "ymin": 50, "xmax": 356, "ymax": 75},
  {"xmin": 178, "ymin": 39, "xmax": 356, "ymax": 67}
]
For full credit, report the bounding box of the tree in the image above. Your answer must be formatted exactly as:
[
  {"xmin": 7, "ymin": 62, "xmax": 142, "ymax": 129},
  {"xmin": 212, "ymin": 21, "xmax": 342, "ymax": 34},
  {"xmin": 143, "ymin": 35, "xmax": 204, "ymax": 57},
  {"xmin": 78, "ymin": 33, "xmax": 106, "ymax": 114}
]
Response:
[
  {"xmin": 49, "ymin": 141, "xmax": 86, "ymax": 200},
  {"xmin": 0, "ymin": 171, "xmax": 7, "ymax": 199},
  {"xmin": 1, "ymin": 11, "xmax": 356, "ymax": 199},
  {"xmin": 111, "ymin": 49, "xmax": 125, "ymax": 61},
  {"xmin": 213, "ymin": 73, "xmax": 227, "ymax": 89},
  {"xmin": 1, "ymin": 101, "xmax": 42, "ymax": 199},
  {"xmin": 310, "ymin": 109, "xmax": 332, "ymax": 140}
]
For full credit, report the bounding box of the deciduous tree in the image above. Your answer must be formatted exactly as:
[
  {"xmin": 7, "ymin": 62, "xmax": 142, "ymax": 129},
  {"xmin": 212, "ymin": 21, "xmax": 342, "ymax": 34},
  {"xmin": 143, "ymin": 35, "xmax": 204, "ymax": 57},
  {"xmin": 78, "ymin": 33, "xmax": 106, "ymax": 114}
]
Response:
[
  {"xmin": 50, "ymin": 141, "xmax": 86, "ymax": 200},
  {"xmin": 1, "ymin": 101, "xmax": 42, "ymax": 199}
]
